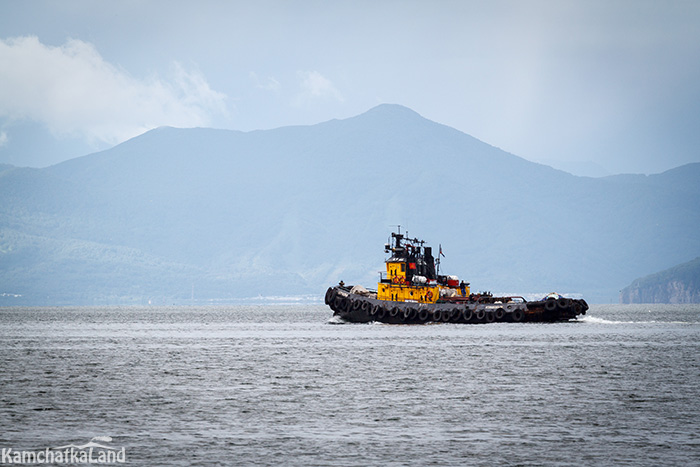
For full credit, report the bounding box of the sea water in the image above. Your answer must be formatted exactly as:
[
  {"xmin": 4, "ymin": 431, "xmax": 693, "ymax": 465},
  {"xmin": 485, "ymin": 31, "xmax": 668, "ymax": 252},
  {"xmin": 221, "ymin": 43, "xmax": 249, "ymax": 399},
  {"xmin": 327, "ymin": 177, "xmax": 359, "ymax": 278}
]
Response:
[{"xmin": 1, "ymin": 305, "xmax": 699, "ymax": 466}]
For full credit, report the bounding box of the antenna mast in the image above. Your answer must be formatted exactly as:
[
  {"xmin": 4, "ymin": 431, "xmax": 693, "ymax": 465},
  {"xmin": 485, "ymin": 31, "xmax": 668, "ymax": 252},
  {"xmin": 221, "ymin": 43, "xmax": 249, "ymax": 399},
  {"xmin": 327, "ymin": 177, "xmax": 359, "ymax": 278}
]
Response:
[{"xmin": 436, "ymin": 244, "xmax": 444, "ymax": 276}]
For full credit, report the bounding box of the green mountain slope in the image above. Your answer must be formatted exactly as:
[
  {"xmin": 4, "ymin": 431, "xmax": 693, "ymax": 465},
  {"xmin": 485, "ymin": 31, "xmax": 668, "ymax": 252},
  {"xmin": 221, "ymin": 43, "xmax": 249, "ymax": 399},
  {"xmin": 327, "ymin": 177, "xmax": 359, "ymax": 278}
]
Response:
[
  {"xmin": 1, "ymin": 104, "xmax": 699, "ymax": 304},
  {"xmin": 620, "ymin": 257, "xmax": 700, "ymax": 303}
]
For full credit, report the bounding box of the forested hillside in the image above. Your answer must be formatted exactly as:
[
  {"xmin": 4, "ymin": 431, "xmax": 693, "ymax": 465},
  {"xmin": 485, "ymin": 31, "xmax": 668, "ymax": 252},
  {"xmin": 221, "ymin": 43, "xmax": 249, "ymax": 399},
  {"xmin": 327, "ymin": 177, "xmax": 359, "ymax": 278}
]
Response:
[
  {"xmin": 620, "ymin": 257, "xmax": 700, "ymax": 304},
  {"xmin": 1, "ymin": 105, "xmax": 699, "ymax": 304}
]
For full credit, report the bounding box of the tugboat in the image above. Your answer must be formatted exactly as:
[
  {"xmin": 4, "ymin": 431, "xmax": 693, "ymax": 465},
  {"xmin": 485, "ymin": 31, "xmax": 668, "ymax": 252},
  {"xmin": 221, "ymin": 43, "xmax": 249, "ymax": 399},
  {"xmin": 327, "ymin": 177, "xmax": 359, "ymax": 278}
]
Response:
[{"xmin": 325, "ymin": 230, "xmax": 588, "ymax": 324}]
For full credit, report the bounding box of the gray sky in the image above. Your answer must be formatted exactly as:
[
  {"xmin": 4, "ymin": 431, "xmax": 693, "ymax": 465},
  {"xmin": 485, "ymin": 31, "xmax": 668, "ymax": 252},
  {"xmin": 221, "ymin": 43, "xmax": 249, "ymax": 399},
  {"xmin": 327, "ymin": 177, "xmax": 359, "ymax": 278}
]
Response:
[{"xmin": 1, "ymin": 0, "xmax": 699, "ymax": 175}]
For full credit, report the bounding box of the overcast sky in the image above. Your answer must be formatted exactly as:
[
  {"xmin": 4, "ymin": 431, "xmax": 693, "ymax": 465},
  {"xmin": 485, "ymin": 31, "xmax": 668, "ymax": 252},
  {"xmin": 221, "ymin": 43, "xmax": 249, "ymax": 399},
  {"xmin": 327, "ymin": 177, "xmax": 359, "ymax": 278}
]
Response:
[{"xmin": 1, "ymin": 0, "xmax": 699, "ymax": 175}]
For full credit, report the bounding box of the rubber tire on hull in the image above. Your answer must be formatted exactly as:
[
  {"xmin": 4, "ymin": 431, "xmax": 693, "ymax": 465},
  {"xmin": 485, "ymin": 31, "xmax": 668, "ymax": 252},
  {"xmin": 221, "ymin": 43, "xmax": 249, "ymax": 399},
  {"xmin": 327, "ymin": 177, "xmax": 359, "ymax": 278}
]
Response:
[
  {"xmin": 573, "ymin": 302, "xmax": 582, "ymax": 315},
  {"xmin": 325, "ymin": 287, "xmax": 335, "ymax": 305},
  {"xmin": 484, "ymin": 311, "xmax": 495, "ymax": 323},
  {"xmin": 433, "ymin": 310, "xmax": 442, "ymax": 322},
  {"xmin": 404, "ymin": 308, "xmax": 417, "ymax": 320},
  {"xmin": 545, "ymin": 298, "xmax": 557, "ymax": 311},
  {"xmin": 462, "ymin": 308, "xmax": 473, "ymax": 322},
  {"xmin": 511, "ymin": 309, "xmax": 524, "ymax": 322},
  {"xmin": 418, "ymin": 309, "xmax": 430, "ymax": 322}
]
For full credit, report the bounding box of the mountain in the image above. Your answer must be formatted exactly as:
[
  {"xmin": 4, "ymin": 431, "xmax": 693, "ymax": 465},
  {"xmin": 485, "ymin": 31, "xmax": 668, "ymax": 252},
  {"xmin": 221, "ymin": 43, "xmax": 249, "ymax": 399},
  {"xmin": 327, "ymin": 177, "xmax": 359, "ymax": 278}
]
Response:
[
  {"xmin": 1, "ymin": 104, "xmax": 699, "ymax": 305},
  {"xmin": 620, "ymin": 257, "xmax": 700, "ymax": 303}
]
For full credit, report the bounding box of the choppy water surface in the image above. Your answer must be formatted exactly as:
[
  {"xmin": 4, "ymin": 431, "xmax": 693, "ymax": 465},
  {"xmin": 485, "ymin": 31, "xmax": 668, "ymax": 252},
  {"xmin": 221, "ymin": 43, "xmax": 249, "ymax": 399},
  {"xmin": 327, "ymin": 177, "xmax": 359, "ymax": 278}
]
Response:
[{"xmin": 1, "ymin": 304, "xmax": 699, "ymax": 466}]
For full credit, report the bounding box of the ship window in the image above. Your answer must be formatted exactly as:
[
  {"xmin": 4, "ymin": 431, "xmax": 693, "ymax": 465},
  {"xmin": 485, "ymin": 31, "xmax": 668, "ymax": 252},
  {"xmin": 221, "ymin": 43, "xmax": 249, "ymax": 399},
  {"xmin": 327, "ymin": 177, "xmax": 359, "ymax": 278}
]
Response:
[{"xmin": 401, "ymin": 263, "xmax": 405, "ymax": 272}]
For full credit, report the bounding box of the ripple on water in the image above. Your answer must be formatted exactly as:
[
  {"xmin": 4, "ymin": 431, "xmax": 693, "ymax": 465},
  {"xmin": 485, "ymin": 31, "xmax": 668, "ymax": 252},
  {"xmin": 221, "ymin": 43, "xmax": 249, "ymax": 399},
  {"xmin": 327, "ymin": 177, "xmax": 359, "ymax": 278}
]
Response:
[{"xmin": 0, "ymin": 304, "xmax": 699, "ymax": 466}]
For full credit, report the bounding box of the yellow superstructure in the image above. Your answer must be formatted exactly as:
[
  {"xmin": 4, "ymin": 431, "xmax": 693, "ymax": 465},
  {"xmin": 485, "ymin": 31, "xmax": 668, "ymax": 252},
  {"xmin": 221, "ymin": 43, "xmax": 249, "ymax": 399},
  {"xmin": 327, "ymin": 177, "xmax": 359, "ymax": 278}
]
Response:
[{"xmin": 376, "ymin": 233, "xmax": 469, "ymax": 304}]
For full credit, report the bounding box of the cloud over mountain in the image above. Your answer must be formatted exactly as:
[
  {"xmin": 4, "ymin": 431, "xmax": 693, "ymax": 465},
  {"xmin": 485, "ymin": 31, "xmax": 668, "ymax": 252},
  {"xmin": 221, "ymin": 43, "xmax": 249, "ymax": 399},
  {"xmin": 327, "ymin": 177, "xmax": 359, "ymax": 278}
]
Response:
[
  {"xmin": 295, "ymin": 70, "xmax": 344, "ymax": 105},
  {"xmin": 0, "ymin": 36, "xmax": 227, "ymax": 146}
]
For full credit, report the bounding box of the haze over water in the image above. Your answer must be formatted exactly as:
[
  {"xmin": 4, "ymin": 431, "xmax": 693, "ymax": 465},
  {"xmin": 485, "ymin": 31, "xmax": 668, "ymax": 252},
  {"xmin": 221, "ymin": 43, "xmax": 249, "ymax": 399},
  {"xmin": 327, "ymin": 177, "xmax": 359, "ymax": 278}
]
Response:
[{"xmin": 1, "ymin": 305, "xmax": 699, "ymax": 466}]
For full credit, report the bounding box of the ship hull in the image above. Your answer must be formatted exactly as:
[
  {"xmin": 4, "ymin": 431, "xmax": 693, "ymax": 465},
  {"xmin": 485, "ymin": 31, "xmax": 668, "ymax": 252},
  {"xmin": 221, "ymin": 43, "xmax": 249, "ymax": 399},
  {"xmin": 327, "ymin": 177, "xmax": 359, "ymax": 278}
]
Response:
[{"xmin": 325, "ymin": 286, "xmax": 588, "ymax": 324}]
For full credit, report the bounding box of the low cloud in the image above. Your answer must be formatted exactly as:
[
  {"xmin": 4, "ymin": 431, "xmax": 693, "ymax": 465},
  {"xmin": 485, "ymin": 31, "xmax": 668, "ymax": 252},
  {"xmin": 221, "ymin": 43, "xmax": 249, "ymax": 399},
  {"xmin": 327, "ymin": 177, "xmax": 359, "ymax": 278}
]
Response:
[
  {"xmin": 250, "ymin": 72, "xmax": 281, "ymax": 92},
  {"xmin": 0, "ymin": 36, "xmax": 227, "ymax": 146},
  {"xmin": 294, "ymin": 70, "xmax": 343, "ymax": 105}
]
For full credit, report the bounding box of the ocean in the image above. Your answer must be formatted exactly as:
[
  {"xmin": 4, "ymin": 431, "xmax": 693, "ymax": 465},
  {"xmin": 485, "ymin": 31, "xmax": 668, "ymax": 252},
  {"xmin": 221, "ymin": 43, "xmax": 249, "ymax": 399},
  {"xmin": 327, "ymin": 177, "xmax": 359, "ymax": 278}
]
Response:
[{"xmin": 1, "ymin": 304, "xmax": 699, "ymax": 466}]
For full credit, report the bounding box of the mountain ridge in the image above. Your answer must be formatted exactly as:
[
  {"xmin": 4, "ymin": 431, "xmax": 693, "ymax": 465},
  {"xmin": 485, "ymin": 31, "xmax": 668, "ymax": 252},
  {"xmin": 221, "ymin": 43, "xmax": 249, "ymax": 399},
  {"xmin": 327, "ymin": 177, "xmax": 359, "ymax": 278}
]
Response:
[{"xmin": 1, "ymin": 104, "xmax": 699, "ymax": 304}]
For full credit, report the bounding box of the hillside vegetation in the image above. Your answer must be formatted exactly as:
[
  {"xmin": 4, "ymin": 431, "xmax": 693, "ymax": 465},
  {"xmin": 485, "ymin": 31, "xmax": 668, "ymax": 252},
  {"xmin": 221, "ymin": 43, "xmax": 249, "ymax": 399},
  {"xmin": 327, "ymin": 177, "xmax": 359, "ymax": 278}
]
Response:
[
  {"xmin": 620, "ymin": 257, "xmax": 700, "ymax": 304},
  {"xmin": 1, "ymin": 104, "xmax": 699, "ymax": 304}
]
